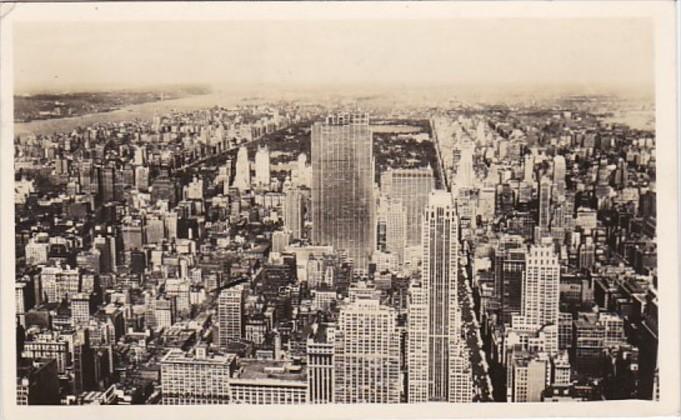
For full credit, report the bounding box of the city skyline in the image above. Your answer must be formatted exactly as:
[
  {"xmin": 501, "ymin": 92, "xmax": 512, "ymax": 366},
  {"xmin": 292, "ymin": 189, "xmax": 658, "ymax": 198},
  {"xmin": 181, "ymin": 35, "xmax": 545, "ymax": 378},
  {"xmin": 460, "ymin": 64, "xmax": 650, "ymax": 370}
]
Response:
[{"xmin": 3, "ymin": 1, "xmax": 679, "ymax": 417}]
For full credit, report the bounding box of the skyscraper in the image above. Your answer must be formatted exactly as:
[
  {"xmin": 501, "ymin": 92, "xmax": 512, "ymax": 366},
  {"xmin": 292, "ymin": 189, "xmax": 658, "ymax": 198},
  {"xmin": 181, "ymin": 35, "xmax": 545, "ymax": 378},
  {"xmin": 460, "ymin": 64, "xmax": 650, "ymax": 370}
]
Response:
[
  {"xmin": 307, "ymin": 323, "xmax": 336, "ymax": 404},
  {"xmin": 494, "ymin": 235, "xmax": 526, "ymax": 325},
  {"xmin": 421, "ymin": 191, "xmax": 464, "ymax": 401},
  {"xmin": 407, "ymin": 281, "xmax": 429, "ymax": 403},
  {"xmin": 522, "ymin": 239, "xmax": 560, "ymax": 352},
  {"xmin": 232, "ymin": 146, "xmax": 251, "ymax": 191},
  {"xmin": 553, "ymin": 155, "xmax": 567, "ymax": 199},
  {"xmin": 539, "ymin": 176, "xmax": 552, "ymax": 230},
  {"xmin": 283, "ymin": 187, "xmax": 304, "ymax": 240},
  {"xmin": 311, "ymin": 113, "xmax": 375, "ymax": 272},
  {"xmin": 381, "ymin": 197, "xmax": 407, "ymax": 265},
  {"xmin": 217, "ymin": 285, "xmax": 245, "ymax": 350},
  {"xmin": 334, "ymin": 297, "xmax": 400, "ymax": 403},
  {"xmin": 524, "ymin": 154, "xmax": 534, "ymax": 183},
  {"xmin": 381, "ymin": 167, "xmax": 435, "ymax": 247},
  {"xmin": 255, "ymin": 145, "xmax": 271, "ymax": 188}
]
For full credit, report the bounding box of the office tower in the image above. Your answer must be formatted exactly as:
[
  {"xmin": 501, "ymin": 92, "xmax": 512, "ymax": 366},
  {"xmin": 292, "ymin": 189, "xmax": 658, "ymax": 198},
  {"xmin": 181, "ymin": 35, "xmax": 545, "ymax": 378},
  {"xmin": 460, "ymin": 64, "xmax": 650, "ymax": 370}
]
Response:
[
  {"xmin": 232, "ymin": 146, "xmax": 251, "ymax": 191},
  {"xmin": 381, "ymin": 198, "xmax": 407, "ymax": 265},
  {"xmin": 133, "ymin": 145, "xmax": 146, "ymax": 166},
  {"xmin": 145, "ymin": 215, "xmax": 165, "ymax": 245},
  {"xmin": 121, "ymin": 221, "xmax": 144, "ymax": 251},
  {"xmin": 135, "ymin": 166, "xmax": 149, "ymax": 192},
  {"xmin": 217, "ymin": 285, "xmax": 245, "ymax": 349},
  {"xmin": 272, "ymin": 230, "xmax": 290, "ymax": 253},
  {"xmin": 494, "ymin": 235, "xmax": 526, "ymax": 325},
  {"xmin": 151, "ymin": 169, "xmax": 177, "ymax": 207},
  {"xmin": 381, "ymin": 167, "xmax": 435, "ymax": 247},
  {"xmin": 71, "ymin": 293, "xmax": 91, "ymax": 326},
  {"xmin": 98, "ymin": 165, "xmax": 115, "ymax": 203},
  {"xmin": 185, "ymin": 176, "xmax": 204, "ymax": 200},
  {"xmin": 255, "ymin": 145, "xmax": 271, "ymax": 188},
  {"xmin": 538, "ymin": 176, "xmax": 552, "ymax": 230},
  {"xmin": 307, "ymin": 324, "xmax": 336, "ymax": 403},
  {"xmin": 154, "ymin": 296, "xmax": 176, "ymax": 329},
  {"xmin": 578, "ymin": 237, "xmax": 596, "ymax": 269},
  {"xmin": 407, "ymin": 281, "xmax": 429, "ymax": 403},
  {"xmin": 522, "ymin": 239, "xmax": 560, "ymax": 353},
  {"xmin": 524, "ymin": 154, "xmax": 534, "ymax": 183},
  {"xmin": 421, "ymin": 191, "xmax": 463, "ymax": 401},
  {"xmin": 93, "ymin": 235, "xmax": 116, "ymax": 274},
  {"xmin": 283, "ymin": 187, "xmax": 304, "ymax": 240},
  {"xmin": 334, "ymin": 297, "xmax": 400, "ymax": 403},
  {"xmin": 219, "ymin": 160, "xmax": 232, "ymax": 194},
  {"xmin": 507, "ymin": 351, "xmax": 549, "ymax": 402},
  {"xmin": 553, "ymin": 155, "xmax": 567, "ymax": 199},
  {"xmin": 311, "ymin": 113, "xmax": 375, "ymax": 272},
  {"xmin": 16, "ymin": 358, "xmax": 60, "ymax": 405},
  {"xmin": 160, "ymin": 348, "xmax": 235, "ymax": 405}
]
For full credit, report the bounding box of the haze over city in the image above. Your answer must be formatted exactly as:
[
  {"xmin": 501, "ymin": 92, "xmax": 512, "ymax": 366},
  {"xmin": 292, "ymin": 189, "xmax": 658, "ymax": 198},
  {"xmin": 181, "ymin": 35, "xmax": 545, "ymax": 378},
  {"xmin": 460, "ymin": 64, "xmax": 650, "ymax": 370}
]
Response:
[{"xmin": 14, "ymin": 19, "xmax": 653, "ymax": 98}]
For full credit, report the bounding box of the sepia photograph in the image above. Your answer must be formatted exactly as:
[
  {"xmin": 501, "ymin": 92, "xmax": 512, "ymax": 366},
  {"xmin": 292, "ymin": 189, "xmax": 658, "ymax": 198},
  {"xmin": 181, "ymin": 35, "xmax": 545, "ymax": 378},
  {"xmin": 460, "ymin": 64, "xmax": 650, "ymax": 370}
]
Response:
[{"xmin": 0, "ymin": 2, "xmax": 678, "ymax": 419}]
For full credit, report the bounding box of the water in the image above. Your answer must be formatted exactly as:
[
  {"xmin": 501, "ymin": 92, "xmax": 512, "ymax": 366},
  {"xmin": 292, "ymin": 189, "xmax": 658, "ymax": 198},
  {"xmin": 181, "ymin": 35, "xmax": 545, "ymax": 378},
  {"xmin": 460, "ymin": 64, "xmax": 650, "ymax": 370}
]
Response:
[{"xmin": 13, "ymin": 93, "xmax": 241, "ymax": 138}]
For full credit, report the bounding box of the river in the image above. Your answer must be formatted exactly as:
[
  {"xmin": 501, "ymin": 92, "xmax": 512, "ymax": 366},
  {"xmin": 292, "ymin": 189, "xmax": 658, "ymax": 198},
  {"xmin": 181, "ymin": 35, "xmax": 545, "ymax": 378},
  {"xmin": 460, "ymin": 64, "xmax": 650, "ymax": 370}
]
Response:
[{"xmin": 13, "ymin": 92, "xmax": 243, "ymax": 138}]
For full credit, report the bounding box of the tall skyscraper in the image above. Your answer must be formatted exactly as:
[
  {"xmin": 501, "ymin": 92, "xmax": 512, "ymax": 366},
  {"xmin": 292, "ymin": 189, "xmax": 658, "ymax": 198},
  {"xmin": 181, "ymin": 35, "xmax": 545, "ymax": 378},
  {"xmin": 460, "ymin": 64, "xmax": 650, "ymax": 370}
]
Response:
[
  {"xmin": 523, "ymin": 155, "xmax": 534, "ymax": 184},
  {"xmin": 311, "ymin": 113, "xmax": 375, "ymax": 272},
  {"xmin": 283, "ymin": 187, "xmax": 304, "ymax": 240},
  {"xmin": 217, "ymin": 285, "xmax": 245, "ymax": 350},
  {"xmin": 407, "ymin": 281, "xmax": 429, "ymax": 402},
  {"xmin": 307, "ymin": 323, "xmax": 336, "ymax": 404},
  {"xmin": 381, "ymin": 167, "xmax": 435, "ymax": 247},
  {"xmin": 494, "ymin": 235, "xmax": 526, "ymax": 325},
  {"xmin": 538, "ymin": 176, "xmax": 552, "ymax": 230},
  {"xmin": 553, "ymin": 155, "xmax": 567, "ymax": 199},
  {"xmin": 522, "ymin": 239, "xmax": 560, "ymax": 353},
  {"xmin": 255, "ymin": 145, "xmax": 271, "ymax": 188},
  {"xmin": 232, "ymin": 146, "xmax": 251, "ymax": 191},
  {"xmin": 98, "ymin": 165, "xmax": 115, "ymax": 203},
  {"xmin": 334, "ymin": 297, "xmax": 400, "ymax": 403},
  {"xmin": 381, "ymin": 197, "xmax": 407, "ymax": 265},
  {"xmin": 420, "ymin": 191, "xmax": 465, "ymax": 401}
]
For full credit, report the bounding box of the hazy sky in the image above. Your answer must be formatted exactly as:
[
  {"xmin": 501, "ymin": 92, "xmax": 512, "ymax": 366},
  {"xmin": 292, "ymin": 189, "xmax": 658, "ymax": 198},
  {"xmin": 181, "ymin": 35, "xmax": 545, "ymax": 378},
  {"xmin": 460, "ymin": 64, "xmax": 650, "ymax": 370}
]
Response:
[{"xmin": 13, "ymin": 19, "xmax": 654, "ymax": 94}]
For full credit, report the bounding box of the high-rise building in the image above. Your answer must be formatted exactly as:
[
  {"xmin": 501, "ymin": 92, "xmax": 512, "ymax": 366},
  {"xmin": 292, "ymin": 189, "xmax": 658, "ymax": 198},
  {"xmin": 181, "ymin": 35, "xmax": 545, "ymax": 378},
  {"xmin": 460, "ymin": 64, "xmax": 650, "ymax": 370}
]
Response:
[
  {"xmin": 538, "ymin": 176, "xmax": 552, "ymax": 230},
  {"xmin": 381, "ymin": 198, "xmax": 407, "ymax": 265},
  {"xmin": 307, "ymin": 323, "xmax": 336, "ymax": 404},
  {"xmin": 98, "ymin": 165, "xmax": 115, "ymax": 203},
  {"xmin": 134, "ymin": 166, "xmax": 149, "ymax": 192},
  {"xmin": 381, "ymin": 167, "xmax": 435, "ymax": 247},
  {"xmin": 160, "ymin": 347, "xmax": 236, "ymax": 405},
  {"xmin": 71, "ymin": 293, "xmax": 91, "ymax": 326},
  {"xmin": 522, "ymin": 239, "xmax": 560, "ymax": 352},
  {"xmin": 217, "ymin": 285, "xmax": 245, "ymax": 350},
  {"xmin": 334, "ymin": 297, "xmax": 400, "ymax": 403},
  {"xmin": 524, "ymin": 154, "xmax": 534, "ymax": 183},
  {"xmin": 255, "ymin": 145, "xmax": 271, "ymax": 188},
  {"xmin": 283, "ymin": 187, "xmax": 304, "ymax": 240},
  {"xmin": 494, "ymin": 235, "xmax": 526, "ymax": 325},
  {"xmin": 407, "ymin": 281, "xmax": 429, "ymax": 403},
  {"xmin": 311, "ymin": 113, "xmax": 375, "ymax": 272},
  {"xmin": 232, "ymin": 146, "xmax": 251, "ymax": 191},
  {"xmin": 507, "ymin": 350, "xmax": 549, "ymax": 402},
  {"xmin": 421, "ymin": 191, "xmax": 466, "ymax": 401}
]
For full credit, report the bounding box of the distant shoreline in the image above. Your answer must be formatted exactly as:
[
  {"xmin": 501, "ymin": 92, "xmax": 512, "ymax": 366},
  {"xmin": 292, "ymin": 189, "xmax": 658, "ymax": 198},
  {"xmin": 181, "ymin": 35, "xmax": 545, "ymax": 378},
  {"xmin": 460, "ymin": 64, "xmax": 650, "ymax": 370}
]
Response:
[{"xmin": 14, "ymin": 93, "xmax": 238, "ymax": 137}]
